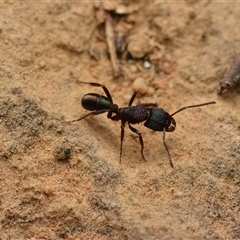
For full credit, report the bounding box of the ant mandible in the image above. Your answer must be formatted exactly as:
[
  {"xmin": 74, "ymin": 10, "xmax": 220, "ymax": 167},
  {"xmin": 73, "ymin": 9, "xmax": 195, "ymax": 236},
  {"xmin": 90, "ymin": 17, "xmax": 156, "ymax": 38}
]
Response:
[{"xmin": 65, "ymin": 78, "xmax": 216, "ymax": 167}]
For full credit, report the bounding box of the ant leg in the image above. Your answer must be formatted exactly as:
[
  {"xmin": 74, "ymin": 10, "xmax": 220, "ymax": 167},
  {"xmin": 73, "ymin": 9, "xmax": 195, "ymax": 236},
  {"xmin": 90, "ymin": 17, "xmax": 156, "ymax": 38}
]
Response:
[
  {"xmin": 128, "ymin": 123, "xmax": 146, "ymax": 161},
  {"xmin": 128, "ymin": 91, "xmax": 138, "ymax": 106},
  {"xmin": 63, "ymin": 109, "xmax": 108, "ymax": 124},
  {"xmin": 163, "ymin": 128, "xmax": 174, "ymax": 168},
  {"xmin": 120, "ymin": 121, "xmax": 126, "ymax": 163},
  {"xmin": 70, "ymin": 73, "xmax": 113, "ymax": 103}
]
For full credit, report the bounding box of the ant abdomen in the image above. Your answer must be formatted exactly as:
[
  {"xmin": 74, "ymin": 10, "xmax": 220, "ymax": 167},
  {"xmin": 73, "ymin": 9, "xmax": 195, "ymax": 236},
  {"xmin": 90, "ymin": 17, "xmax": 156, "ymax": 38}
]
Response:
[{"xmin": 82, "ymin": 93, "xmax": 112, "ymax": 111}]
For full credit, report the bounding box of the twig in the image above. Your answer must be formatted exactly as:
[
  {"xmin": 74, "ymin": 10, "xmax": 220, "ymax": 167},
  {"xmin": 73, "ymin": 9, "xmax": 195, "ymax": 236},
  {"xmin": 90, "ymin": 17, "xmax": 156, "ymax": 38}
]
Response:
[
  {"xmin": 218, "ymin": 53, "xmax": 240, "ymax": 94},
  {"xmin": 105, "ymin": 11, "xmax": 120, "ymax": 77}
]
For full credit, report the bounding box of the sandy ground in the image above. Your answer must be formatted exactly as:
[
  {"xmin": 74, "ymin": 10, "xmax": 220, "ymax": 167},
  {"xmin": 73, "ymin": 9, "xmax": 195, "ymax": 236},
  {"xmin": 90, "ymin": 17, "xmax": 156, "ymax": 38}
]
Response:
[{"xmin": 0, "ymin": 1, "xmax": 239, "ymax": 239}]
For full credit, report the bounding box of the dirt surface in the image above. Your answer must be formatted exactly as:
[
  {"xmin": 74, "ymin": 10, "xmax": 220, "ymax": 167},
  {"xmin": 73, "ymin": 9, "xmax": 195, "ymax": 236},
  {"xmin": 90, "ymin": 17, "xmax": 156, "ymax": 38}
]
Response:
[{"xmin": 0, "ymin": 1, "xmax": 239, "ymax": 239}]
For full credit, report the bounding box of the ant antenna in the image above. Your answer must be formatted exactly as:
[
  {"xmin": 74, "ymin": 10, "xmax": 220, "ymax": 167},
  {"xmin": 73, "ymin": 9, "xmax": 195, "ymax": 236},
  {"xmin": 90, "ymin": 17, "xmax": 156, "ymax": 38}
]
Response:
[{"xmin": 171, "ymin": 101, "xmax": 216, "ymax": 117}]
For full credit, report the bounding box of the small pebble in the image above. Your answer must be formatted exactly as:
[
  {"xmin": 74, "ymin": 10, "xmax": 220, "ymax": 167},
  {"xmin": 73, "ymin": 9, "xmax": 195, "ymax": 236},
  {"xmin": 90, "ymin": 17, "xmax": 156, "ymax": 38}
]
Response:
[
  {"xmin": 127, "ymin": 34, "xmax": 152, "ymax": 59},
  {"xmin": 54, "ymin": 146, "xmax": 71, "ymax": 161},
  {"xmin": 129, "ymin": 64, "xmax": 138, "ymax": 74},
  {"xmin": 38, "ymin": 60, "xmax": 45, "ymax": 69},
  {"xmin": 144, "ymin": 60, "xmax": 151, "ymax": 69},
  {"xmin": 132, "ymin": 77, "xmax": 148, "ymax": 94},
  {"xmin": 88, "ymin": 47, "xmax": 100, "ymax": 61}
]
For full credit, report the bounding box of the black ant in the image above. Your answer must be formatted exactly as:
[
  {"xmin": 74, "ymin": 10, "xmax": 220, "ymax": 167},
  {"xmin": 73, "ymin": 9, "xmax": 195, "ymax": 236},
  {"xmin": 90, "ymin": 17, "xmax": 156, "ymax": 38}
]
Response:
[{"xmin": 65, "ymin": 80, "xmax": 216, "ymax": 167}]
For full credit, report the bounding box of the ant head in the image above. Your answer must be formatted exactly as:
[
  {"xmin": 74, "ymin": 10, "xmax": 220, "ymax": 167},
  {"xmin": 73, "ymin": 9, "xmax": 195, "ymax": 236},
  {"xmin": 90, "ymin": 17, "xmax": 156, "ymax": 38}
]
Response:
[
  {"xmin": 144, "ymin": 102, "xmax": 216, "ymax": 134},
  {"xmin": 144, "ymin": 108, "xmax": 176, "ymax": 132}
]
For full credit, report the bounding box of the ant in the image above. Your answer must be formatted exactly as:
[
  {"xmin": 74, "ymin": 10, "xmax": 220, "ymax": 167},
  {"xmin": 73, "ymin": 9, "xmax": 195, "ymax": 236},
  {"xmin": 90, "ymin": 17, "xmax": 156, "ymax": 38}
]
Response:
[{"xmin": 65, "ymin": 79, "xmax": 216, "ymax": 167}]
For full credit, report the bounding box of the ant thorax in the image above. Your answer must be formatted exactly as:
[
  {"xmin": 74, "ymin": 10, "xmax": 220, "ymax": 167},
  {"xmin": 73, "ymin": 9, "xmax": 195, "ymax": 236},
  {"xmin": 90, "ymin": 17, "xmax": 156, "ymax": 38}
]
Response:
[{"xmin": 119, "ymin": 105, "xmax": 149, "ymax": 124}]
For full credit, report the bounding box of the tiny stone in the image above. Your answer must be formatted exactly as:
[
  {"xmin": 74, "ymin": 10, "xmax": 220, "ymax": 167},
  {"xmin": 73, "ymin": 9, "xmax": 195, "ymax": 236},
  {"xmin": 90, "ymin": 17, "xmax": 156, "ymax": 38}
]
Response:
[
  {"xmin": 127, "ymin": 34, "xmax": 152, "ymax": 59},
  {"xmin": 144, "ymin": 60, "xmax": 151, "ymax": 69},
  {"xmin": 38, "ymin": 60, "xmax": 45, "ymax": 69},
  {"xmin": 129, "ymin": 64, "xmax": 138, "ymax": 73},
  {"xmin": 54, "ymin": 146, "xmax": 71, "ymax": 161},
  {"xmin": 132, "ymin": 77, "xmax": 148, "ymax": 94},
  {"xmin": 148, "ymin": 87, "xmax": 155, "ymax": 95}
]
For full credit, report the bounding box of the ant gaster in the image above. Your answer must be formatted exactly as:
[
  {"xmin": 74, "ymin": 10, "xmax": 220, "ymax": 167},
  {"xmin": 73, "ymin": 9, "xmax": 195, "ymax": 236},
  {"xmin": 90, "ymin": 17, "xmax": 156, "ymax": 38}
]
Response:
[{"xmin": 65, "ymin": 80, "xmax": 216, "ymax": 167}]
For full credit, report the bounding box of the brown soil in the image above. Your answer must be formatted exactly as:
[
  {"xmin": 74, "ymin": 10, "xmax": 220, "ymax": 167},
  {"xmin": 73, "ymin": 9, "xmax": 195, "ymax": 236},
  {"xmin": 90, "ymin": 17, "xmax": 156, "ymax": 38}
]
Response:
[{"xmin": 0, "ymin": 1, "xmax": 239, "ymax": 239}]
